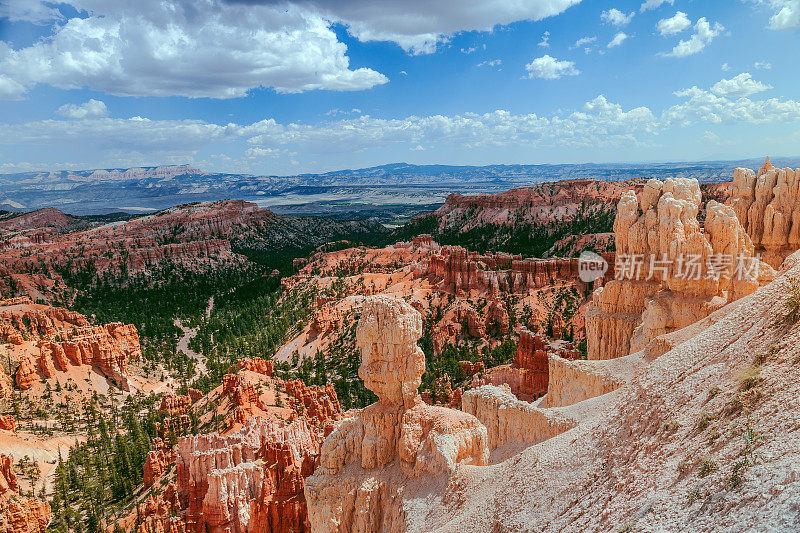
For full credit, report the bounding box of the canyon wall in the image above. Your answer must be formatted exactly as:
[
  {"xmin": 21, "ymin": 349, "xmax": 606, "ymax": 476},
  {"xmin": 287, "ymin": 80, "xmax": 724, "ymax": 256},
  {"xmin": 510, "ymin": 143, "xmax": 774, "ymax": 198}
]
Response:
[
  {"xmin": 15, "ymin": 322, "xmax": 139, "ymax": 391},
  {"xmin": 171, "ymin": 416, "xmax": 321, "ymax": 533},
  {"xmin": 480, "ymin": 327, "xmax": 579, "ymax": 401}
]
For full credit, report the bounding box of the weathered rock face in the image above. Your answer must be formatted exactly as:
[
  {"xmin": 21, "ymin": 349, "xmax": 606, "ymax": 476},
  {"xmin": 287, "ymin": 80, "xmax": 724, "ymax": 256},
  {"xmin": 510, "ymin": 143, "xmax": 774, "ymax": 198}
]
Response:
[
  {"xmin": 160, "ymin": 394, "xmax": 192, "ymax": 416},
  {"xmin": 586, "ymin": 177, "xmax": 765, "ymax": 360},
  {"xmin": 727, "ymin": 158, "xmax": 800, "ymax": 269},
  {"xmin": 143, "ymin": 438, "xmax": 176, "ymax": 488},
  {"xmin": 222, "ymin": 373, "xmax": 267, "ymax": 428},
  {"xmin": 285, "ymin": 380, "xmax": 342, "ymax": 432},
  {"xmin": 305, "ymin": 296, "xmax": 489, "ymax": 532},
  {"xmin": 480, "ymin": 328, "xmax": 579, "ymax": 401},
  {"xmin": 422, "ymin": 246, "xmax": 609, "ymax": 296},
  {"xmin": 0, "ymin": 455, "xmax": 51, "ymax": 533}
]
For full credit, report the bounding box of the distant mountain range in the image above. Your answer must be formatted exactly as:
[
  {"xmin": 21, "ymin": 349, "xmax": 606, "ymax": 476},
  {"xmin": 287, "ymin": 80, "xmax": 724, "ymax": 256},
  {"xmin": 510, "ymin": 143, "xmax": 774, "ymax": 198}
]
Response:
[{"xmin": 1, "ymin": 157, "xmax": 797, "ymax": 217}]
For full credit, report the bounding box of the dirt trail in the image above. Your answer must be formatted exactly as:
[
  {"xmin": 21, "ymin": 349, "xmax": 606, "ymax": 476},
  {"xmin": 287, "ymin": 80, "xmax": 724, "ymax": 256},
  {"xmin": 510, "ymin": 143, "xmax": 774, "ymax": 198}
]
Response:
[{"xmin": 174, "ymin": 296, "xmax": 214, "ymax": 376}]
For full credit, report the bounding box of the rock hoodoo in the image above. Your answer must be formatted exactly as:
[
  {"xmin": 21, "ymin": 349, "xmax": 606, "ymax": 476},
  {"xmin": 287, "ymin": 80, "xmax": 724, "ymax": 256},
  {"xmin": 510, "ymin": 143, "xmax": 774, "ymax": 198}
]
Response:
[
  {"xmin": 586, "ymin": 177, "xmax": 767, "ymax": 360},
  {"xmin": 304, "ymin": 296, "xmax": 489, "ymax": 532},
  {"xmin": 175, "ymin": 417, "xmax": 321, "ymax": 533},
  {"xmin": 727, "ymin": 157, "xmax": 800, "ymax": 268},
  {"xmin": 285, "ymin": 380, "xmax": 342, "ymax": 432}
]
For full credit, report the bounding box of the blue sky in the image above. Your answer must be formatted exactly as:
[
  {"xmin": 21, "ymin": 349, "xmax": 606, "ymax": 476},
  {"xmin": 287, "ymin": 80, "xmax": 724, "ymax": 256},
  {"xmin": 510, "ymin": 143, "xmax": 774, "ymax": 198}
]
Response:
[{"xmin": 0, "ymin": 0, "xmax": 798, "ymax": 175}]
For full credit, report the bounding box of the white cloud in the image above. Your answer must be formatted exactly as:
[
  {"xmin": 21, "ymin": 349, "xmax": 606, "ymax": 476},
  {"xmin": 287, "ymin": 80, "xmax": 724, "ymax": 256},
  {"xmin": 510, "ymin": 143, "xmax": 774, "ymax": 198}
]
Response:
[
  {"xmin": 525, "ymin": 55, "xmax": 580, "ymax": 79},
  {"xmin": 0, "ymin": 0, "xmax": 591, "ymax": 99},
  {"xmin": 3, "ymin": 80, "xmax": 800, "ymax": 172},
  {"xmin": 538, "ymin": 31, "xmax": 551, "ymax": 47},
  {"xmin": 722, "ymin": 63, "xmax": 731, "ymax": 71},
  {"xmin": 280, "ymin": 0, "xmax": 584, "ymax": 54},
  {"xmin": 640, "ymin": 0, "xmax": 674, "ymax": 12},
  {"xmin": 602, "ymin": 8, "xmax": 634, "ymax": 26},
  {"xmin": 608, "ymin": 32, "xmax": 628, "ymax": 48},
  {"xmin": 0, "ymin": 0, "xmax": 389, "ymax": 100},
  {"xmin": 755, "ymin": 61, "xmax": 773, "ymax": 70},
  {"xmin": 477, "ymin": 59, "xmax": 502, "ymax": 68},
  {"xmin": 571, "ymin": 36, "xmax": 597, "ymax": 49},
  {"xmin": 663, "ymin": 17, "xmax": 725, "ymax": 57},
  {"xmin": 710, "ymin": 73, "xmax": 773, "ymax": 98},
  {"xmin": 56, "ymin": 99, "xmax": 109, "ymax": 119},
  {"xmin": 461, "ymin": 46, "xmax": 478, "ymax": 54},
  {"xmin": 758, "ymin": 0, "xmax": 800, "ymax": 29},
  {"xmin": 245, "ymin": 147, "xmax": 284, "ymax": 158},
  {"xmin": 656, "ymin": 11, "xmax": 691, "ymax": 35},
  {"xmin": 665, "ymin": 84, "xmax": 800, "ymax": 126},
  {"xmin": 1, "ymin": 0, "xmax": 64, "ymax": 24}
]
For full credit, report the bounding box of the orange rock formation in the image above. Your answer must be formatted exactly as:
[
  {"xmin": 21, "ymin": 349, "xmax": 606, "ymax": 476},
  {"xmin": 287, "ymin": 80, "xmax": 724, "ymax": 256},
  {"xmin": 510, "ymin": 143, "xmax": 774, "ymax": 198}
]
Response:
[
  {"xmin": 285, "ymin": 380, "xmax": 342, "ymax": 432},
  {"xmin": 480, "ymin": 327, "xmax": 580, "ymax": 401},
  {"xmin": 0, "ymin": 455, "xmax": 51, "ymax": 533},
  {"xmin": 728, "ymin": 157, "xmax": 800, "ymax": 268},
  {"xmin": 231, "ymin": 357, "xmax": 274, "ymax": 376},
  {"xmin": 172, "ymin": 416, "xmax": 322, "ymax": 533},
  {"xmin": 0, "ymin": 416, "xmax": 14, "ymax": 432}
]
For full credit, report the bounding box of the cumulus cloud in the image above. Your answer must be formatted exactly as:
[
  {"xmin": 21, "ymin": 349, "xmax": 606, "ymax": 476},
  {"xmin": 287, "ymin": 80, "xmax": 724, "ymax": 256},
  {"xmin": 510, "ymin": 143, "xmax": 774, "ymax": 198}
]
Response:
[
  {"xmin": 607, "ymin": 32, "xmax": 628, "ymax": 48},
  {"xmin": 231, "ymin": 0, "xmax": 583, "ymax": 54},
  {"xmin": 571, "ymin": 36, "xmax": 597, "ymax": 48},
  {"xmin": 56, "ymin": 99, "xmax": 109, "ymax": 119},
  {"xmin": 602, "ymin": 8, "xmax": 634, "ymax": 26},
  {"xmin": 754, "ymin": 61, "xmax": 773, "ymax": 70},
  {"xmin": 3, "ymin": 81, "xmax": 800, "ymax": 172},
  {"xmin": 722, "ymin": 63, "xmax": 731, "ymax": 71},
  {"xmin": 0, "ymin": 0, "xmax": 389, "ymax": 100},
  {"xmin": 525, "ymin": 55, "xmax": 580, "ymax": 79},
  {"xmin": 656, "ymin": 11, "xmax": 691, "ymax": 35},
  {"xmin": 757, "ymin": 0, "xmax": 800, "ymax": 29},
  {"xmin": 640, "ymin": 0, "xmax": 673, "ymax": 12},
  {"xmin": 663, "ymin": 17, "xmax": 725, "ymax": 57},
  {"xmin": 1, "ymin": 0, "xmax": 64, "ymax": 23},
  {"xmin": 710, "ymin": 73, "xmax": 773, "ymax": 98},
  {"xmin": 665, "ymin": 86, "xmax": 800, "ymax": 126}
]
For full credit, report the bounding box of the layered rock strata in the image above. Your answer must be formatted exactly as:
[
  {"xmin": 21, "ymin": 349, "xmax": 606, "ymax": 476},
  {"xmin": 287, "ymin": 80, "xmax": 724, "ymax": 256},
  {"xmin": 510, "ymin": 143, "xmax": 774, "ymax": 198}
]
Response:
[
  {"xmin": 285, "ymin": 380, "xmax": 342, "ymax": 432},
  {"xmin": 175, "ymin": 416, "xmax": 321, "ymax": 533},
  {"xmin": 231, "ymin": 357, "xmax": 274, "ymax": 376},
  {"xmin": 0, "ymin": 416, "xmax": 14, "ymax": 432},
  {"xmin": 5, "ymin": 302, "xmax": 140, "ymax": 391},
  {"xmin": 305, "ymin": 296, "xmax": 489, "ymax": 532}
]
